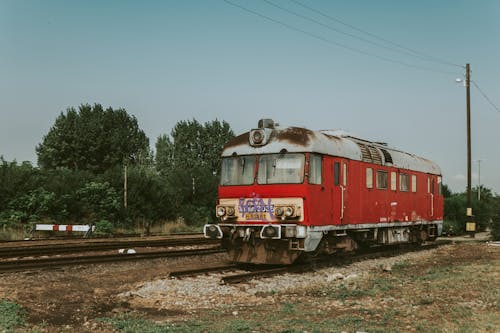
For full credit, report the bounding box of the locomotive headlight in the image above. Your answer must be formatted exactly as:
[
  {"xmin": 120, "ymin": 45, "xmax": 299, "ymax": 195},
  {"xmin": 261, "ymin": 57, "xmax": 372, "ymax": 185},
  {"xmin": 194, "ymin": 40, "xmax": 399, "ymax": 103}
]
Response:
[
  {"xmin": 274, "ymin": 206, "xmax": 284, "ymax": 217},
  {"xmin": 216, "ymin": 206, "xmax": 226, "ymax": 217},
  {"xmin": 252, "ymin": 130, "xmax": 264, "ymax": 144},
  {"xmin": 284, "ymin": 206, "xmax": 294, "ymax": 217},
  {"xmin": 226, "ymin": 206, "xmax": 235, "ymax": 216}
]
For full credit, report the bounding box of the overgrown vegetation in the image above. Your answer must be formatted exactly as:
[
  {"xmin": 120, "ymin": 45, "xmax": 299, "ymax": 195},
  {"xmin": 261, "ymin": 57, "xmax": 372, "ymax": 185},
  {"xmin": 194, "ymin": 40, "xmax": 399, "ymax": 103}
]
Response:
[
  {"xmin": 0, "ymin": 299, "xmax": 26, "ymax": 332},
  {"xmin": 443, "ymin": 184, "xmax": 500, "ymax": 239},
  {"xmin": 0, "ymin": 104, "xmax": 233, "ymax": 238}
]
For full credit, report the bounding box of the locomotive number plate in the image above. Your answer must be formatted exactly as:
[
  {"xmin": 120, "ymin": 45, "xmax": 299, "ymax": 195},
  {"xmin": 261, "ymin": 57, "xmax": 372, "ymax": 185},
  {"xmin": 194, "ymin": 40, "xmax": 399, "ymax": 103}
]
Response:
[{"xmin": 244, "ymin": 212, "xmax": 268, "ymax": 220}]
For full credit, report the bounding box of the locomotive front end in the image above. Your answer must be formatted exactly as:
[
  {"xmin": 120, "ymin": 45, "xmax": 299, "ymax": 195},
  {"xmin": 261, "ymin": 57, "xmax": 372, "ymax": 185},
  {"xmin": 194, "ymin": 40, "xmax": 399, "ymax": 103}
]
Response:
[
  {"xmin": 207, "ymin": 196, "xmax": 308, "ymax": 264},
  {"xmin": 203, "ymin": 119, "xmax": 317, "ymax": 264}
]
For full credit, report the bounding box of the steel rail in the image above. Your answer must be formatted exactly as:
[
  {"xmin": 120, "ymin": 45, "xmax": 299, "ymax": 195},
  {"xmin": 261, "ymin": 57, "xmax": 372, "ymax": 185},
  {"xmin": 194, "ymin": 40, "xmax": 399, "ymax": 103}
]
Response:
[
  {"xmin": 0, "ymin": 247, "xmax": 224, "ymax": 273},
  {"xmin": 0, "ymin": 237, "xmax": 217, "ymax": 258},
  {"xmin": 169, "ymin": 263, "xmax": 238, "ymax": 278}
]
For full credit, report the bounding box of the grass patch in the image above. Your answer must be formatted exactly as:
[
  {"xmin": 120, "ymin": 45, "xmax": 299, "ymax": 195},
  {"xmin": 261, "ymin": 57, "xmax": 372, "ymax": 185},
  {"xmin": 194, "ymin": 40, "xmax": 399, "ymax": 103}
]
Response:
[
  {"xmin": 312, "ymin": 283, "xmax": 373, "ymax": 301},
  {"xmin": 280, "ymin": 302, "xmax": 296, "ymax": 314},
  {"xmin": 0, "ymin": 299, "xmax": 26, "ymax": 332},
  {"xmin": 392, "ymin": 260, "xmax": 411, "ymax": 271},
  {"xmin": 103, "ymin": 314, "xmax": 265, "ymax": 333}
]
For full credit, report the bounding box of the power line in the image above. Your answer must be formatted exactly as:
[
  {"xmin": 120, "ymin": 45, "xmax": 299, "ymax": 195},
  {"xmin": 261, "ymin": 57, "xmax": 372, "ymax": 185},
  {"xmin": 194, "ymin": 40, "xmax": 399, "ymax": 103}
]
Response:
[
  {"xmin": 223, "ymin": 0, "xmax": 461, "ymax": 76},
  {"xmin": 288, "ymin": 0, "xmax": 464, "ymax": 69},
  {"xmin": 471, "ymin": 80, "xmax": 500, "ymax": 112},
  {"xmin": 263, "ymin": 0, "xmax": 462, "ymax": 69}
]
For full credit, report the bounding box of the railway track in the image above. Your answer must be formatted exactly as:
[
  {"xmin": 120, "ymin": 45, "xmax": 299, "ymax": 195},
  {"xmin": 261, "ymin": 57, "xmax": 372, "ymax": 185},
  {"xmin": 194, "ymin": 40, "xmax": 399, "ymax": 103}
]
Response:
[
  {"xmin": 169, "ymin": 263, "xmax": 238, "ymax": 278},
  {"xmin": 0, "ymin": 236, "xmax": 217, "ymax": 259},
  {"xmin": 0, "ymin": 247, "xmax": 224, "ymax": 273},
  {"xmin": 169, "ymin": 240, "xmax": 451, "ymax": 285}
]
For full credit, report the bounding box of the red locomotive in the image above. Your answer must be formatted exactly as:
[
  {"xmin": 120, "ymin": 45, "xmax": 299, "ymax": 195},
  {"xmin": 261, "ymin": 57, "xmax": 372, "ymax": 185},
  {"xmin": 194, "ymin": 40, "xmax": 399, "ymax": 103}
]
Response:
[{"xmin": 204, "ymin": 119, "xmax": 443, "ymax": 264}]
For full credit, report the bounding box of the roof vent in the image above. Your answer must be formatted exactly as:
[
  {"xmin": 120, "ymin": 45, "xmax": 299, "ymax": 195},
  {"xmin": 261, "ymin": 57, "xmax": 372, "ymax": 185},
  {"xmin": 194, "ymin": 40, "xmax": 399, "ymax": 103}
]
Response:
[
  {"xmin": 258, "ymin": 119, "xmax": 275, "ymax": 129},
  {"xmin": 356, "ymin": 142, "xmax": 383, "ymax": 165},
  {"xmin": 380, "ymin": 148, "xmax": 393, "ymax": 164}
]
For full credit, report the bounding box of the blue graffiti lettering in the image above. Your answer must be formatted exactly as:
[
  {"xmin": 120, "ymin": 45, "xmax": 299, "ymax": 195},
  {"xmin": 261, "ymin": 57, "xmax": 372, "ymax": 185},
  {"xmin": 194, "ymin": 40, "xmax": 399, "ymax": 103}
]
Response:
[{"xmin": 238, "ymin": 195, "xmax": 275, "ymax": 221}]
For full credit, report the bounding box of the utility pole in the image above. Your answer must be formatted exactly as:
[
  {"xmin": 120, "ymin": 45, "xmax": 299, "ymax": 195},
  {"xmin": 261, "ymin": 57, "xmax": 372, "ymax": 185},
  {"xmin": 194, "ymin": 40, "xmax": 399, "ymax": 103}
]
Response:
[
  {"xmin": 124, "ymin": 164, "xmax": 128, "ymax": 209},
  {"xmin": 465, "ymin": 63, "xmax": 475, "ymax": 237}
]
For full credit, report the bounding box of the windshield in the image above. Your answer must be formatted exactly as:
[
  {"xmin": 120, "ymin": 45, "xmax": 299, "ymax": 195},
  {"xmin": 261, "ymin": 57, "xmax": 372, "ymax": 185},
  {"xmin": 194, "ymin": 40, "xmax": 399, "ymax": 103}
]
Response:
[
  {"xmin": 220, "ymin": 156, "xmax": 256, "ymax": 186},
  {"xmin": 257, "ymin": 153, "xmax": 305, "ymax": 184}
]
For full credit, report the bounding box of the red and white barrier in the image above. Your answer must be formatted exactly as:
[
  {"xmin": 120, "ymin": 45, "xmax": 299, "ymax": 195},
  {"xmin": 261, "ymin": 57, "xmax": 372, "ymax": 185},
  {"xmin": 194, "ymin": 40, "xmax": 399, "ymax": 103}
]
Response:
[{"xmin": 35, "ymin": 224, "xmax": 94, "ymax": 233}]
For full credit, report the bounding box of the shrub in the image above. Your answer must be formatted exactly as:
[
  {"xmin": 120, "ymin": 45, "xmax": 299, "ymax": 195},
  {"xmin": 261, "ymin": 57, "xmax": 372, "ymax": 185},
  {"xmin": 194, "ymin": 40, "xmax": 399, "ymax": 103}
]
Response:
[
  {"xmin": 490, "ymin": 217, "xmax": 500, "ymax": 241},
  {"xmin": 94, "ymin": 219, "xmax": 114, "ymax": 236},
  {"xmin": 443, "ymin": 219, "xmax": 465, "ymax": 236}
]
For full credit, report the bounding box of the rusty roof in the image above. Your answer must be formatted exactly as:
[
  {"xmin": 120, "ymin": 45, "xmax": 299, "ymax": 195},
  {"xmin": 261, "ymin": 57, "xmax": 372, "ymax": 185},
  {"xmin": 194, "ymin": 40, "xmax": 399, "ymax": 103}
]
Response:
[{"xmin": 221, "ymin": 125, "xmax": 441, "ymax": 175}]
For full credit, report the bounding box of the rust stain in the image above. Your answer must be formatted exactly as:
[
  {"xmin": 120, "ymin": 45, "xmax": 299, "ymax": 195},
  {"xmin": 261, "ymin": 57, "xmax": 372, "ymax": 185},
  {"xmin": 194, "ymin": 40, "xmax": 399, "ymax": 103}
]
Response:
[
  {"xmin": 276, "ymin": 127, "xmax": 313, "ymax": 146},
  {"xmin": 321, "ymin": 133, "xmax": 342, "ymax": 141},
  {"xmin": 224, "ymin": 131, "xmax": 250, "ymax": 149}
]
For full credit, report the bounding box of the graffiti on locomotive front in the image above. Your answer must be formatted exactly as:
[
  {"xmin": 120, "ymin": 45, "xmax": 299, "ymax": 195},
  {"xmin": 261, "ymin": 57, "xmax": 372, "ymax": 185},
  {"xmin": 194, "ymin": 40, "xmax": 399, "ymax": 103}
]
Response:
[{"xmin": 238, "ymin": 196, "xmax": 275, "ymax": 221}]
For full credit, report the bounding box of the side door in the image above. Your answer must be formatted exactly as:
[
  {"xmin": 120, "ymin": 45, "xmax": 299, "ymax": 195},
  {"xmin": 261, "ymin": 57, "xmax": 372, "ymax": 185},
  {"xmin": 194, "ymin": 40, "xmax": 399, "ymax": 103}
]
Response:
[{"xmin": 332, "ymin": 159, "xmax": 348, "ymax": 224}]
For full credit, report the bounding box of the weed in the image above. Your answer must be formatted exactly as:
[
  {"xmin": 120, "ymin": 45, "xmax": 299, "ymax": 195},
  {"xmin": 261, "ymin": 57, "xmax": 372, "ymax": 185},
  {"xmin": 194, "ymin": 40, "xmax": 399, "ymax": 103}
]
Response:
[
  {"xmin": 415, "ymin": 322, "xmax": 441, "ymax": 333},
  {"xmin": 221, "ymin": 319, "xmax": 256, "ymax": 332},
  {"xmin": 371, "ymin": 276, "xmax": 394, "ymax": 292},
  {"xmin": 0, "ymin": 299, "xmax": 26, "ymax": 332},
  {"xmin": 332, "ymin": 284, "xmax": 371, "ymax": 302},
  {"xmin": 392, "ymin": 260, "xmax": 411, "ymax": 271},
  {"xmin": 280, "ymin": 302, "xmax": 296, "ymax": 315},
  {"xmin": 450, "ymin": 305, "xmax": 473, "ymax": 319}
]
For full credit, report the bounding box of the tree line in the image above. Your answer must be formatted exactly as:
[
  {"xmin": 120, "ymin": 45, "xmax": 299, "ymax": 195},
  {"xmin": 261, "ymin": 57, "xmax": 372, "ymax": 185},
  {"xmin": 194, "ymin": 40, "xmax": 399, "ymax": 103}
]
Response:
[
  {"xmin": 0, "ymin": 104, "xmax": 233, "ymax": 236},
  {"xmin": 0, "ymin": 103, "xmax": 499, "ymax": 239}
]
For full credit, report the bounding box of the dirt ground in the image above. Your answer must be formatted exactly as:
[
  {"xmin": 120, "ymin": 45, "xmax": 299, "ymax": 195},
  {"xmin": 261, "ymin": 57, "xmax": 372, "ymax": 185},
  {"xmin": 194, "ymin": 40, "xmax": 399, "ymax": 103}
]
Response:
[
  {"xmin": 0, "ymin": 235, "xmax": 498, "ymax": 332},
  {"xmin": 0, "ymin": 253, "xmax": 229, "ymax": 331}
]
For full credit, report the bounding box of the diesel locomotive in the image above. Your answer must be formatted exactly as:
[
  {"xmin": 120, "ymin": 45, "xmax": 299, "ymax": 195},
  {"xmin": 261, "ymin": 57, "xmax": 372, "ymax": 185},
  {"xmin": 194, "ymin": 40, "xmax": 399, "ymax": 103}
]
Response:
[{"xmin": 204, "ymin": 119, "xmax": 443, "ymax": 264}]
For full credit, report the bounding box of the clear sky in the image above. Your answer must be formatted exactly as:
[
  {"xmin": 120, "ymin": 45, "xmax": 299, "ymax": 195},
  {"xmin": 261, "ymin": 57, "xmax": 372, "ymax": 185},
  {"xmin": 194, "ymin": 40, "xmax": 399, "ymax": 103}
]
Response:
[{"xmin": 1, "ymin": 0, "xmax": 499, "ymax": 194}]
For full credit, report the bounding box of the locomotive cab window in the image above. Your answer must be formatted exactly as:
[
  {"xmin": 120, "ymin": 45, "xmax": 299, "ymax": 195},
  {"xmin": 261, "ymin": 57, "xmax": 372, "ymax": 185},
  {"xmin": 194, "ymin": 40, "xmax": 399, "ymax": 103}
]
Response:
[
  {"xmin": 376, "ymin": 170, "xmax": 388, "ymax": 189},
  {"xmin": 257, "ymin": 153, "xmax": 305, "ymax": 184},
  {"xmin": 309, "ymin": 154, "xmax": 322, "ymax": 185},
  {"xmin": 220, "ymin": 156, "xmax": 256, "ymax": 186},
  {"xmin": 400, "ymin": 173, "xmax": 410, "ymax": 192}
]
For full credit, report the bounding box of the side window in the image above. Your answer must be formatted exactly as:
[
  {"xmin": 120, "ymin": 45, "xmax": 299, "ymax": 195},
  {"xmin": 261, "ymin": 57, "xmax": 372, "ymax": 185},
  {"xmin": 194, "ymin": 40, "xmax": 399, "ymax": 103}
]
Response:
[
  {"xmin": 343, "ymin": 163, "xmax": 347, "ymax": 186},
  {"xmin": 391, "ymin": 172, "xmax": 397, "ymax": 191},
  {"xmin": 411, "ymin": 175, "xmax": 417, "ymax": 193},
  {"xmin": 309, "ymin": 154, "xmax": 322, "ymax": 184},
  {"xmin": 366, "ymin": 168, "xmax": 373, "ymax": 189},
  {"xmin": 376, "ymin": 170, "xmax": 388, "ymax": 189},
  {"xmin": 400, "ymin": 173, "xmax": 409, "ymax": 192},
  {"xmin": 427, "ymin": 177, "xmax": 431, "ymax": 193},
  {"xmin": 334, "ymin": 162, "xmax": 340, "ymax": 186},
  {"xmin": 431, "ymin": 177, "xmax": 435, "ymax": 194},
  {"xmin": 438, "ymin": 176, "xmax": 442, "ymax": 195}
]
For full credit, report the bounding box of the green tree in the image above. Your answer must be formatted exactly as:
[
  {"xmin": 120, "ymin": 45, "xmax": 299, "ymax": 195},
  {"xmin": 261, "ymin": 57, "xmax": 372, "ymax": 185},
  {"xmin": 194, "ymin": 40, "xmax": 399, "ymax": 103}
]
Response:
[
  {"xmin": 76, "ymin": 181, "xmax": 120, "ymax": 225},
  {"xmin": 0, "ymin": 158, "xmax": 40, "ymax": 210},
  {"xmin": 155, "ymin": 119, "xmax": 234, "ymax": 224},
  {"xmin": 36, "ymin": 104, "xmax": 150, "ymax": 173},
  {"xmin": 491, "ymin": 196, "xmax": 500, "ymax": 241},
  {"xmin": 443, "ymin": 185, "xmax": 498, "ymax": 235}
]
